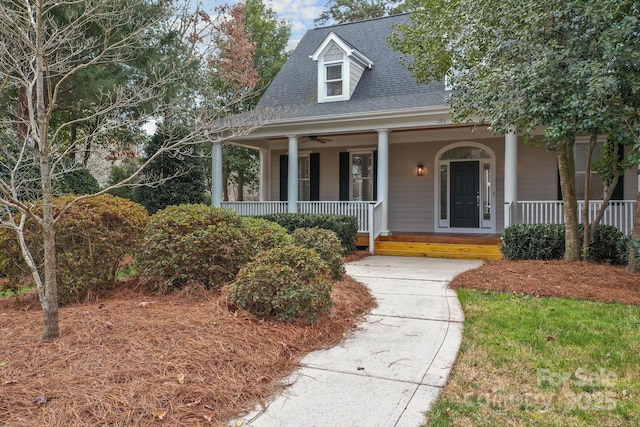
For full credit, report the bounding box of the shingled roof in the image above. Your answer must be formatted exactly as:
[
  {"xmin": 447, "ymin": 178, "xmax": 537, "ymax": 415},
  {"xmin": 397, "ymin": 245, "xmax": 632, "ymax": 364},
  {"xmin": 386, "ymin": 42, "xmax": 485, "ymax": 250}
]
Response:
[{"xmin": 257, "ymin": 14, "xmax": 448, "ymax": 121}]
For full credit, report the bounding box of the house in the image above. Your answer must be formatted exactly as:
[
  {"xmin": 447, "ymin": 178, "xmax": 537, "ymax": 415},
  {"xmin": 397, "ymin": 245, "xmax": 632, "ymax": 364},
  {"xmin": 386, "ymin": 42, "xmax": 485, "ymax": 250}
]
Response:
[{"xmin": 212, "ymin": 14, "xmax": 638, "ymax": 258}]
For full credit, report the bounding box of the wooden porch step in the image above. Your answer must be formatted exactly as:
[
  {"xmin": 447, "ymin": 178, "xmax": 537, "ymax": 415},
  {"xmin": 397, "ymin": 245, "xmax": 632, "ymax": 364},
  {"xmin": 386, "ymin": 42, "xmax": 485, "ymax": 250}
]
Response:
[{"xmin": 373, "ymin": 240, "xmax": 502, "ymax": 260}]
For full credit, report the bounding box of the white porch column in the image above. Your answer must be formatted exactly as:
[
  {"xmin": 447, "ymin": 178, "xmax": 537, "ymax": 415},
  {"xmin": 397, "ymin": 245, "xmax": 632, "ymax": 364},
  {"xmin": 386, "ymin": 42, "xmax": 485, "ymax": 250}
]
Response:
[
  {"xmin": 376, "ymin": 129, "xmax": 390, "ymax": 235},
  {"xmin": 259, "ymin": 149, "xmax": 270, "ymax": 201},
  {"xmin": 287, "ymin": 135, "xmax": 298, "ymax": 213},
  {"xmin": 504, "ymin": 130, "xmax": 518, "ymax": 228},
  {"xmin": 211, "ymin": 140, "xmax": 223, "ymax": 207}
]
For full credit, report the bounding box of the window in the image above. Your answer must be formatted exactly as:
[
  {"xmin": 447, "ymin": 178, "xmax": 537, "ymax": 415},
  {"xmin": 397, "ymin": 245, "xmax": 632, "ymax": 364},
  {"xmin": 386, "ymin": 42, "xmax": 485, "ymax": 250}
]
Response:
[
  {"xmin": 351, "ymin": 152, "xmax": 373, "ymax": 201},
  {"xmin": 298, "ymin": 155, "xmax": 310, "ymax": 201},
  {"xmin": 325, "ymin": 64, "xmax": 343, "ymax": 97}
]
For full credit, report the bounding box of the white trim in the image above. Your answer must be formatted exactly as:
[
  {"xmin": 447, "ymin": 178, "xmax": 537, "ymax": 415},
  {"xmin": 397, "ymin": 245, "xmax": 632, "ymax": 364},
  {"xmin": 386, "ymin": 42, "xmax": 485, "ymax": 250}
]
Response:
[
  {"xmin": 259, "ymin": 149, "xmax": 270, "ymax": 201},
  {"xmin": 504, "ymin": 131, "xmax": 518, "ymax": 228},
  {"xmin": 241, "ymin": 107, "xmax": 453, "ymax": 140},
  {"xmin": 433, "ymin": 141, "xmax": 497, "ymax": 233},
  {"xmin": 287, "ymin": 135, "xmax": 298, "ymax": 213},
  {"xmin": 310, "ymin": 32, "xmax": 373, "ymax": 69},
  {"xmin": 321, "ymin": 60, "xmax": 345, "ymax": 102},
  {"xmin": 211, "ymin": 141, "xmax": 223, "ymax": 207},
  {"xmin": 376, "ymin": 129, "xmax": 389, "ymax": 235}
]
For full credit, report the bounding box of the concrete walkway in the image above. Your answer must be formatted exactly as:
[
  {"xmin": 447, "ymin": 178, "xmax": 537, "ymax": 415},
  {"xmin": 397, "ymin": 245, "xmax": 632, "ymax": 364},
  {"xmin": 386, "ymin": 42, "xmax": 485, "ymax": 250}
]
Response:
[{"xmin": 234, "ymin": 256, "xmax": 482, "ymax": 427}]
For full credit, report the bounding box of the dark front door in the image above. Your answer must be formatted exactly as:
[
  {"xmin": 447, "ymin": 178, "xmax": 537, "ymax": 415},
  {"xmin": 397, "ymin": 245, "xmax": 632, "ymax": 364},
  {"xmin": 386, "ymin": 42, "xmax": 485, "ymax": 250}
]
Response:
[{"xmin": 450, "ymin": 161, "xmax": 480, "ymax": 228}]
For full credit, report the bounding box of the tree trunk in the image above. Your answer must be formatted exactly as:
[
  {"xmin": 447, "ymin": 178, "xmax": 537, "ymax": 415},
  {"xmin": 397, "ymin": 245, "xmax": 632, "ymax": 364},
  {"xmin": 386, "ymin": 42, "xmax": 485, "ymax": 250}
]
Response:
[
  {"xmin": 627, "ymin": 192, "xmax": 640, "ymax": 272},
  {"xmin": 237, "ymin": 170, "xmax": 244, "ymax": 201},
  {"xmin": 222, "ymin": 158, "xmax": 229, "ymax": 201},
  {"xmin": 557, "ymin": 143, "xmax": 581, "ymax": 261},
  {"xmin": 35, "ymin": 17, "xmax": 60, "ymax": 339}
]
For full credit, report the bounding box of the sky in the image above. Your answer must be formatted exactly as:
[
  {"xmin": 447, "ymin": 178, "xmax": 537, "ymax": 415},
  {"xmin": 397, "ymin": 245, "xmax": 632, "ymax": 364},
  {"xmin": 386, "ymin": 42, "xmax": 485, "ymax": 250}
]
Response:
[{"xmin": 200, "ymin": 0, "xmax": 326, "ymax": 50}]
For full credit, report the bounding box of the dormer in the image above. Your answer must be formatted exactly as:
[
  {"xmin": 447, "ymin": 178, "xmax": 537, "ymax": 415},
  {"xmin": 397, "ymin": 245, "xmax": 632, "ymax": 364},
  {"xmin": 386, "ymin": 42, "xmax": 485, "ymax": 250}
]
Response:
[{"xmin": 310, "ymin": 32, "xmax": 373, "ymax": 103}]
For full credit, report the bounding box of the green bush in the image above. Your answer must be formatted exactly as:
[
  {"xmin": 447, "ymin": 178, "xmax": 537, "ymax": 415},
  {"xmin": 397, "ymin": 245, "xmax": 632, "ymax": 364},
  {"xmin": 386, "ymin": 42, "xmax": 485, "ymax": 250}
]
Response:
[
  {"xmin": 54, "ymin": 168, "xmax": 101, "ymax": 195},
  {"xmin": 259, "ymin": 213, "xmax": 357, "ymax": 254},
  {"xmin": 107, "ymin": 159, "xmax": 140, "ymax": 201},
  {"xmin": 588, "ymin": 225, "xmax": 629, "ymax": 265},
  {"xmin": 293, "ymin": 227, "xmax": 345, "ymax": 279},
  {"xmin": 137, "ymin": 204, "xmax": 249, "ymax": 293},
  {"xmin": 228, "ymin": 245, "xmax": 333, "ymax": 322},
  {"xmin": 239, "ymin": 217, "xmax": 293, "ymax": 257},
  {"xmin": 500, "ymin": 224, "xmax": 565, "ymax": 260},
  {"xmin": 501, "ymin": 223, "xmax": 629, "ymax": 265},
  {"xmin": 0, "ymin": 195, "xmax": 149, "ymax": 304}
]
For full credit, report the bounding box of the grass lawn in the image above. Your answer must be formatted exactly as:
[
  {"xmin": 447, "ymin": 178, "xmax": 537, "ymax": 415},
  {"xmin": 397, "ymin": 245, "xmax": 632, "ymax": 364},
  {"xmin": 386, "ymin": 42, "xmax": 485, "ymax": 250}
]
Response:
[{"xmin": 426, "ymin": 289, "xmax": 640, "ymax": 427}]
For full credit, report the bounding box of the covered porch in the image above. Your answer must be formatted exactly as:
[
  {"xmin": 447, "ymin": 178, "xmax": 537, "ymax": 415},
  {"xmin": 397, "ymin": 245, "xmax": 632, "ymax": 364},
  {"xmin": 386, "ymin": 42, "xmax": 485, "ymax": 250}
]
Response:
[
  {"xmin": 214, "ymin": 121, "xmax": 638, "ymax": 259},
  {"xmin": 220, "ymin": 199, "xmax": 636, "ymax": 258}
]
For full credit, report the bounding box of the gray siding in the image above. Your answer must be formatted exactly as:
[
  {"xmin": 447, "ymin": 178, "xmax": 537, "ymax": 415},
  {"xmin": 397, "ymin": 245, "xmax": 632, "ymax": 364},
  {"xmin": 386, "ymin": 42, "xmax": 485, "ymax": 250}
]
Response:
[
  {"xmin": 268, "ymin": 135, "xmax": 635, "ymax": 234},
  {"xmin": 349, "ymin": 62, "xmax": 365, "ymax": 98},
  {"xmin": 324, "ymin": 44, "xmax": 343, "ymax": 62}
]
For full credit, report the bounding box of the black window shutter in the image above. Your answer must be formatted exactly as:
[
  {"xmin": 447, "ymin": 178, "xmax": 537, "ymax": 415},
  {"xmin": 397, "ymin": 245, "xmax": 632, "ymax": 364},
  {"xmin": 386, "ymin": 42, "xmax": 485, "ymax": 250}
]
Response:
[
  {"xmin": 373, "ymin": 150, "xmax": 378, "ymax": 201},
  {"xmin": 339, "ymin": 152, "xmax": 349, "ymax": 201},
  {"xmin": 557, "ymin": 167, "xmax": 562, "ymax": 201},
  {"xmin": 280, "ymin": 155, "xmax": 288, "ymax": 201},
  {"xmin": 310, "ymin": 153, "xmax": 320, "ymax": 201},
  {"xmin": 612, "ymin": 175, "xmax": 624, "ymax": 200}
]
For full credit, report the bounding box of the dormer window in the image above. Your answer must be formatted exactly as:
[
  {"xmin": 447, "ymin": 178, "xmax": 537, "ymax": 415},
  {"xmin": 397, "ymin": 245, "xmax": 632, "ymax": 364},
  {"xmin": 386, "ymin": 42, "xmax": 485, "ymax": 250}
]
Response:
[
  {"xmin": 311, "ymin": 32, "xmax": 373, "ymax": 103},
  {"xmin": 325, "ymin": 63, "xmax": 343, "ymax": 97}
]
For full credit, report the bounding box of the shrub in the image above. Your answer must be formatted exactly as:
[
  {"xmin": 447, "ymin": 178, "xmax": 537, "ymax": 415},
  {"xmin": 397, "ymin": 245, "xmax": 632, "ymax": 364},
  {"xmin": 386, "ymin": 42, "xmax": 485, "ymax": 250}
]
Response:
[
  {"xmin": 228, "ymin": 245, "xmax": 333, "ymax": 322},
  {"xmin": 239, "ymin": 217, "xmax": 292, "ymax": 257},
  {"xmin": 54, "ymin": 168, "xmax": 101, "ymax": 195},
  {"xmin": 500, "ymin": 224, "xmax": 565, "ymax": 260},
  {"xmin": 0, "ymin": 195, "xmax": 149, "ymax": 304},
  {"xmin": 588, "ymin": 225, "xmax": 629, "ymax": 265},
  {"xmin": 293, "ymin": 227, "xmax": 345, "ymax": 279},
  {"xmin": 501, "ymin": 223, "xmax": 630, "ymax": 265},
  {"xmin": 137, "ymin": 204, "xmax": 249, "ymax": 293},
  {"xmin": 259, "ymin": 213, "xmax": 357, "ymax": 254}
]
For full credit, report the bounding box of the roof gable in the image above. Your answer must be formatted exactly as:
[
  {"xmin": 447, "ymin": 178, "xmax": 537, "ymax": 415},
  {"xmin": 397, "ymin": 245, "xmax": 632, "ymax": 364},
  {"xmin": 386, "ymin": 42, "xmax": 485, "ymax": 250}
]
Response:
[
  {"xmin": 310, "ymin": 31, "xmax": 373, "ymax": 69},
  {"xmin": 257, "ymin": 14, "xmax": 447, "ymax": 120}
]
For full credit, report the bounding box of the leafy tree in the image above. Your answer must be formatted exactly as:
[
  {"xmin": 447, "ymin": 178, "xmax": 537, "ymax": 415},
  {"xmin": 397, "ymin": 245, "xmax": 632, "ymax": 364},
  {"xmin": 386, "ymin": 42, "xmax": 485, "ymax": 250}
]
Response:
[
  {"xmin": 223, "ymin": 144, "xmax": 259, "ymax": 201},
  {"xmin": 315, "ymin": 0, "xmax": 405, "ymax": 26},
  {"xmin": 0, "ymin": 0, "xmax": 260, "ymax": 339},
  {"xmin": 135, "ymin": 127, "xmax": 207, "ymax": 214},
  {"xmin": 214, "ymin": 0, "xmax": 291, "ymax": 200},
  {"xmin": 242, "ymin": 0, "xmax": 291, "ymax": 108},
  {"xmin": 392, "ymin": 0, "xmax": 640, "ymax": 261},
  {"xmin": 107, "ymin": 159, "xmax": 141, "ymax": 201}
]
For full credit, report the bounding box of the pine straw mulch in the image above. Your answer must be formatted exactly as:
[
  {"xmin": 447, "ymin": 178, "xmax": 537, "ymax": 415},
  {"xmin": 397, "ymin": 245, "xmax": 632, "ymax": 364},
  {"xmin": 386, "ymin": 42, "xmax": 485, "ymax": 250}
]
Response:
[
  {"xmin": 449, "ymin": 259, "xmax": 640, "ymax": 305},
  {"xmin": 0, "ymin": 275, "xmax": 376, "ymax": 427}
]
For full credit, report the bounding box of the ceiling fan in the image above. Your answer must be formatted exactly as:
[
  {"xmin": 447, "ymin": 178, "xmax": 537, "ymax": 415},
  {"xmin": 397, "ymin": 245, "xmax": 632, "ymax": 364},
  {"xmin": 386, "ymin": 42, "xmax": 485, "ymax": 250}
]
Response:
[{"xmin": 300, "ymin": 135, "xmax": 332, "ymax": 144}]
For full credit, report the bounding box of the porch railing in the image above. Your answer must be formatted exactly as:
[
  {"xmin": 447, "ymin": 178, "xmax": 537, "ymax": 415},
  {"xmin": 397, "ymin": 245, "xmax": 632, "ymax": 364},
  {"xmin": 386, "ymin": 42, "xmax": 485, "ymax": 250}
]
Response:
[
  {"xmin": 222, "ymin": 201, "xmax": 288, "ymax": 216},
  {"xmin": 369, "ymin": 201, "xmax": 383, "ymax": 254},
  {"xmin": 517, "ymin": 200, "xmax": 636, "ymax": 235},
  {"xmin": 298, "ymin": 201, "xmax": 371, "ymax": 233},
  {"xmin": 221, "ymin": 201, "xmax": 374, "ymax": 233}
]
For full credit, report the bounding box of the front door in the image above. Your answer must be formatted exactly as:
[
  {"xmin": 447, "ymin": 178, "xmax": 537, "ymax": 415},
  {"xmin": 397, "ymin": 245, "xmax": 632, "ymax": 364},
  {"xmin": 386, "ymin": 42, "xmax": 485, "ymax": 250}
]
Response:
[{"xmin": 450, "ymin": 161, "xmax": 479, "ymax": 228}]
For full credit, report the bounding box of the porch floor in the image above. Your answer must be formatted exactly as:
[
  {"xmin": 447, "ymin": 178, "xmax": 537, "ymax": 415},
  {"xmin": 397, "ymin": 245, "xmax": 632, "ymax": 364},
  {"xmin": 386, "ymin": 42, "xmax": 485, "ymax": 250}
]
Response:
[{"xmin": 363, "ymin": 232, "xmax": 503, "ymax": 260}]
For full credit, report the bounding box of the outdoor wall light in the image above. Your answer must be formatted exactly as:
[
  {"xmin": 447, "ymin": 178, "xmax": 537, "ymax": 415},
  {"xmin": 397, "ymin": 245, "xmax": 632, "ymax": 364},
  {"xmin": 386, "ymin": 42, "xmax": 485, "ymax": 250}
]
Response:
[{"xmin": 416, "ymin": 163, "xmax": 425, "ymax": 176}]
